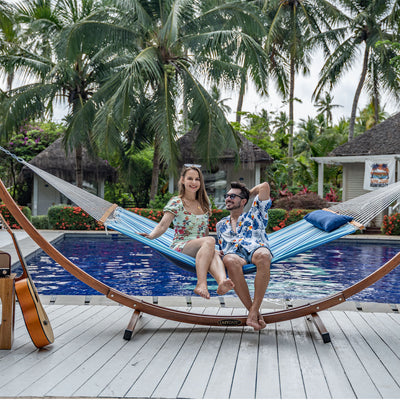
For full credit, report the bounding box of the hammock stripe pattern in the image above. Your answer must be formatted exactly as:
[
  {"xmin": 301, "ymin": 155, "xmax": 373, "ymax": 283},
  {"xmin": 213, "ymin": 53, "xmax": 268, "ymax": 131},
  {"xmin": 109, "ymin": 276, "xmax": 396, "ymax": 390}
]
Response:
[{"xmin": 105, "ymin": 207, "xmax": 357, "ymax": 273}]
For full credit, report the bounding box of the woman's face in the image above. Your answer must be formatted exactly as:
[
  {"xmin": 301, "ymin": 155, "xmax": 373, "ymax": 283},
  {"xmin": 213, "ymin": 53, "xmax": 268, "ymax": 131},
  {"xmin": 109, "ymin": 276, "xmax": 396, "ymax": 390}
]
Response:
[{"xmin": 181, "ymin": 168, "xmax": 201, "ymax": 194}]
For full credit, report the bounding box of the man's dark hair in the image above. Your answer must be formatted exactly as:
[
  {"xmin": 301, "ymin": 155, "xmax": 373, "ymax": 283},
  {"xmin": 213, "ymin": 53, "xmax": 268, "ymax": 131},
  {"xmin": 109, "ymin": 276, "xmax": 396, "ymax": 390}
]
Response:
[{"xmin": 231, "ymin": 181, "xmax": 250, "ymax": 205}]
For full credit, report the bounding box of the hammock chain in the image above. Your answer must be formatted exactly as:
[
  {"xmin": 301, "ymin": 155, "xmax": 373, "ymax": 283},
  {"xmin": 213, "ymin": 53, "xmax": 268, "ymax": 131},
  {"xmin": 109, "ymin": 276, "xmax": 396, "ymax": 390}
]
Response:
[{"xmin": 0, "ymin": 146, "xmax": 26, "ymax": 164}]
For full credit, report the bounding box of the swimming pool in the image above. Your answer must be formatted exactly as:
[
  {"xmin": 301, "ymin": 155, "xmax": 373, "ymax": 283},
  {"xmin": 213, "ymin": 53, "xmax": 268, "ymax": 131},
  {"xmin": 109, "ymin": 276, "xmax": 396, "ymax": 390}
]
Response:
[{"xmin": 20, "ymin": 233, "xmax": 400, "ymax": 303}]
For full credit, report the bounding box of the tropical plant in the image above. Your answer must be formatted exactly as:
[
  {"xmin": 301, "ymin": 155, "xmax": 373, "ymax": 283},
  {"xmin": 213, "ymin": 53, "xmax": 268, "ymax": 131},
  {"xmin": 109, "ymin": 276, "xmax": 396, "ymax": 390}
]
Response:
[
  {"xmin": 69, "ymin": 0, "xmax": 270, "ymax": 200},
  {"xmin": 314, "ymin": 91, "xmax": 342, "ymax": 126},
  {"xmin": 0, "ymin": 0, "xmax": 112, "ymax": 187},
  {"xmin": 262, "ymin": 0, "xmax": 346, "ymax": 166},
  {"xmin": 314, "ymin": 0, "xmax": 400, "ymax": 140}
]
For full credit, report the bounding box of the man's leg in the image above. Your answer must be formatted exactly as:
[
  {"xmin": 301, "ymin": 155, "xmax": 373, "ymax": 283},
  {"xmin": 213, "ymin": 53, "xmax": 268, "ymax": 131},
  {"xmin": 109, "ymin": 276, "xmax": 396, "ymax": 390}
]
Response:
[
  {"xmin": 223, "ymin": 254, "xmax": 261, "ymax": 329},
  {"xmin": 249, "ymin": 248, "xmax": 272, "ymax": 329}
]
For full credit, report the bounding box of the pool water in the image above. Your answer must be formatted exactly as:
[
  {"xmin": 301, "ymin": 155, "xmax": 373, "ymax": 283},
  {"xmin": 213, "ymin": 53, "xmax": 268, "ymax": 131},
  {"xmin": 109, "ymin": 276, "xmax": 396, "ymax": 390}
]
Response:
[{"xmin": 20, "ymin": 234, "xmax": 400, "ymax": 303}]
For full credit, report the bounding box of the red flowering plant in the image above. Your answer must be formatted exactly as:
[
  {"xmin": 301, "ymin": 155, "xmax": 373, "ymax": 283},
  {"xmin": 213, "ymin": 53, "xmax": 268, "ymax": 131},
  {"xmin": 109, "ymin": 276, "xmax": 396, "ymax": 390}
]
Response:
[
  {"xmin": 47, "ymin": 205, "xmax": 104, "ymax": 230},
  {"xmin": 0, "ymin": 204, "xmax": 32, "ymax": 229},
  {"xmin": 382, "ymin": 213, "xmax": 400, "ymax": 235}
]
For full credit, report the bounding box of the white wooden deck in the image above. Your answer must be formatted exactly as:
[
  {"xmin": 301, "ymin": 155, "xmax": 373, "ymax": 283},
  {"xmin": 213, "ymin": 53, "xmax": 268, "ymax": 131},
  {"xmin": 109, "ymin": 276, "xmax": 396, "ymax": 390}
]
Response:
[{"xmin": 1, "ymin": 299, "xmax": 400, "ymax": 399}]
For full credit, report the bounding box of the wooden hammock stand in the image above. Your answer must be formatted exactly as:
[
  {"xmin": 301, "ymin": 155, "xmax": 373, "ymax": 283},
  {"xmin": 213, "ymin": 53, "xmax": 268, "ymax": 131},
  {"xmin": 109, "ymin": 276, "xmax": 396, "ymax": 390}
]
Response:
[{"xmin": 1, "ymin": 179, "xmax": 400, "ymax": 344}]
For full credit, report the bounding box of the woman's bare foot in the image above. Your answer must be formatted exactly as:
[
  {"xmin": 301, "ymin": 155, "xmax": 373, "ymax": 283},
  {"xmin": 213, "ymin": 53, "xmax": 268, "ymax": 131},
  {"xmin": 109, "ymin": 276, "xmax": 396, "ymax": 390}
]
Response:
[
  {"xmin": 194, "ymin": 284, "xmax": 210, "ymax": 299},
  {"xmin": 246, "ymin": 309, "xmax": 262, "ymax": 330},
  {"xmin": 258, "ymin": 313, "xmax": 266, "ymax": 329},
  {"xmin": 216, "ymin": 278, "xmax": 235, "ymax": 295}
]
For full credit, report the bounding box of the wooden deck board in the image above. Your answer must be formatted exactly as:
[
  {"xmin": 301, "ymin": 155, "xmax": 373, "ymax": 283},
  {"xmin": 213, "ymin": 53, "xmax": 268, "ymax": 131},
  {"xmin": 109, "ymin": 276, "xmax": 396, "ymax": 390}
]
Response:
[{"xmin": 1, "ymin": 303, "xmax": 400, "ymax": 399}]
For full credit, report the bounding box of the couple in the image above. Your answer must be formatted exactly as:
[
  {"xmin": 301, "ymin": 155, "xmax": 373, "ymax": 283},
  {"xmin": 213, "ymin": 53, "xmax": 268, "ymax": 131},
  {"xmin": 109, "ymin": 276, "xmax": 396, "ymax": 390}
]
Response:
[{"xmin": 142, "ymin": 165, "xmax": 272, "ymax": 330}]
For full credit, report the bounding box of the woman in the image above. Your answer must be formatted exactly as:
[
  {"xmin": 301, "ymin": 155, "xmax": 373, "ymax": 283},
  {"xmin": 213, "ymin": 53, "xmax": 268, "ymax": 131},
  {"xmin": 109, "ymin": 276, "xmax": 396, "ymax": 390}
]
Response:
[{"xmin": 140, "ymin": 165, "xmax": 234, "ymax": 299}]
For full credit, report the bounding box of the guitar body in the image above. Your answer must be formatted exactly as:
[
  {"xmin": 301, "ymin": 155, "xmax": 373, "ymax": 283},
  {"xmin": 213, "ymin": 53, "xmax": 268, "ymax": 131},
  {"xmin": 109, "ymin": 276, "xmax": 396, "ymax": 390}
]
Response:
[
  {"xmin": 15, "ymin": 276, "xmax": 54, "ymax": 348},
  {"xmin": 0, "ymin": 214, "xmax": 54, "ymax": 348}
]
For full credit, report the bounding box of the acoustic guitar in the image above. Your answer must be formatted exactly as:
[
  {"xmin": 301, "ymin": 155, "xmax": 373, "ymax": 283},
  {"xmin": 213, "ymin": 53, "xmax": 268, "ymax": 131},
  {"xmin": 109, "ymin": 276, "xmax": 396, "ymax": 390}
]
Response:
[{"xmin": 0, "ymin": 214, "xmax": 54, "ymax": 348}]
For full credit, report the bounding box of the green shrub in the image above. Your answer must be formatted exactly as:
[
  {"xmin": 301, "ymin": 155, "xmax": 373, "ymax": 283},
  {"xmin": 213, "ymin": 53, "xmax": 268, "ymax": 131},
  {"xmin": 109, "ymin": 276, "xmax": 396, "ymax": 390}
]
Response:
[
  {"xmin": 32, "ymin": 215, "xmax": 49, "ymax": 229},
  {"xmin": 267, "ymin": 208, "xmax": 287, "ymax": 231},
  {"xmin": 48, "ymin": 205, "xmax": 105, "ymax": 230},
  {"xmin": 148, "ymin": 192, "xmax": 175, "ymax": 209},
  {"xmin": 382, "ymin": 213, "xmax": 400, "ymax": 235},
  {"xmin": 287, "ymin": 209, "xmax": 311, "ymax": 225},
  {"xmin": 0, "ymin": 204, "xmax": 31, "ymax": 229}
]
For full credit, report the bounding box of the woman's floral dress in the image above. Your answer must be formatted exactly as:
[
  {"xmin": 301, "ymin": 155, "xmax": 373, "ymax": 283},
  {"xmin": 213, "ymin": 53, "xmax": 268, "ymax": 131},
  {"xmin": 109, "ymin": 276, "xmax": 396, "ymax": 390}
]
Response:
[{"xmin": 163, "ymin": 196, "xmax": 208, "ymax": 252}]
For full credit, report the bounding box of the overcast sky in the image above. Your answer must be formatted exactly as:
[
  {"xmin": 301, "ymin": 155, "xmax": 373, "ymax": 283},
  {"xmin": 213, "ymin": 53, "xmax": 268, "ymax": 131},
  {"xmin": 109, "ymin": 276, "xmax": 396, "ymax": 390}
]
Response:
[
  {"xmin": 6, "ymin": 48, "xmax": 399, "ymax": 127},
  {"xmin": 224, "ymin": 50, "xmax": 399, "ymax": 125}
]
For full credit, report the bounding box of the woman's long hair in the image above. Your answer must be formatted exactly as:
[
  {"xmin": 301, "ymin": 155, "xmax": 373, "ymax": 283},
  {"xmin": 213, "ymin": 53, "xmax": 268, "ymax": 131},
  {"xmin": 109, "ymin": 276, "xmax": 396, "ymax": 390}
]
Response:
[{"xmin": 178, "ymin": 166, "xmax": 210, "ymax": 214}]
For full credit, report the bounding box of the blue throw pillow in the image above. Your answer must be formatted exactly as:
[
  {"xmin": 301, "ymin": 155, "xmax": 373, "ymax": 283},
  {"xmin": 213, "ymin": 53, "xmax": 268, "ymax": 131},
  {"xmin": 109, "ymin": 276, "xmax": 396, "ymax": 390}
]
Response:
[{"xmin": 304, "ymin": 210, "xmax": 353, "ymax": 232}]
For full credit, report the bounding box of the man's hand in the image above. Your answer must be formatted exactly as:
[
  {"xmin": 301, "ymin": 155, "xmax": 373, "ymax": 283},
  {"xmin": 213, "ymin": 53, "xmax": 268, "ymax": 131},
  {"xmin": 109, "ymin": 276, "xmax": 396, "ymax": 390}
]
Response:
[{"xmin": 249, "ymin": 182, "xmax": 270, "ymax": 201}]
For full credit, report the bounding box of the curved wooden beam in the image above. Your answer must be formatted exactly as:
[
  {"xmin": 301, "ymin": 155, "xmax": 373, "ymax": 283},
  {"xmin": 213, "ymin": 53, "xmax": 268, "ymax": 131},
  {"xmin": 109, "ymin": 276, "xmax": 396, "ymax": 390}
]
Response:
[{"xmin": 1, "ymin": 179, "xmax": 399, "ymax": 327}]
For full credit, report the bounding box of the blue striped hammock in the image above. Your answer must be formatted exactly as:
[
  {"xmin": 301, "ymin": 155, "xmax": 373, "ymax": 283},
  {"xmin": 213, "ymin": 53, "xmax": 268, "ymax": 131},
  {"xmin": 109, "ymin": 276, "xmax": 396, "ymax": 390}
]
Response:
[{"xmin": 105, "ymin": 207, "xmax": 358, "ymax": 274}]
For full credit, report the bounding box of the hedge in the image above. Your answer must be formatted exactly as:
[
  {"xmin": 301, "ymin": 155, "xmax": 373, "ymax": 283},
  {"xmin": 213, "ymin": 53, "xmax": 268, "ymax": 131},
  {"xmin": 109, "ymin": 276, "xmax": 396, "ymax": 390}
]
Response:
[
  {"xmin": 0, "ymin": 204, "xmax": 32, "ymax": 229},
  {"xmin": 44, "ymin": 205, "xmax": 309, "ymax": 233}
]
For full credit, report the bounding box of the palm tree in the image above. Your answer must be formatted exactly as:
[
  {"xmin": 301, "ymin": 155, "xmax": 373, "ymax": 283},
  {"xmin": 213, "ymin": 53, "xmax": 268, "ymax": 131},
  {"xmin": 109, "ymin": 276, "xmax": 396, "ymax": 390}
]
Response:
[
  {"xmin": 314, "ymin": 0, "xmax": 400, "ymax": 140},
  {"xmin": 314, "ymin": 91, "xmax": 342, "ymax": 126},
  {"xmin": 262, "ymin": 0, "xmax": 346, "ymax": 167},
  {"xmin": 0, "ymin": 0, "xmax": 18, "ymax": 91},
  {"xmin": 0, "ymin": 0, "xmax": 112, "ymax": 187},
  {"xmin": 72, "ymin": 0, "xmax": 270, "ymax": 199}
]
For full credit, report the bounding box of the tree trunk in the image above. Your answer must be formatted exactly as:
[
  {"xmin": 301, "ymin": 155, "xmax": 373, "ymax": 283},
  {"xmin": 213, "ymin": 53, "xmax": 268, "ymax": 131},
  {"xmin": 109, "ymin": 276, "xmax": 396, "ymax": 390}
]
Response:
[
  {"xmin": 150, "ymin": 137, "xmax": 161, "ymax": 201},
  {"xmin": 373, "ymin": 78, "xmax": 379, "ymax": 126},
  {"xmin": 349, "ymin": 45, "xmax": 370, "ymax": 141},
  {"xmin": 236, "ymin": 73, "xmax": 246, "ymax": 123},
  {"xmin": 288, "ymin": 56, "xmax": 295, "ymax": 159},
  {"xmin": 287, "ymin": 55, "xmax": 295, "ymax": 186},
  {"xmin": 75, "ymin": 145, "xmax": 83, "ymax": 188}
]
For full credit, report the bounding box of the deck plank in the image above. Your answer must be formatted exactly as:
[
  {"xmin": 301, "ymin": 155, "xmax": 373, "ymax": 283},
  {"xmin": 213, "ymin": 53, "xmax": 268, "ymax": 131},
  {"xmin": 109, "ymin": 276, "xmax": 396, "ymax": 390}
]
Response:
[
  {"xmin": 1, "ymin": 305, "xmax": 125, "ymax": 397},
  {"xmin": 74, "ymin": 312, "xmax": 168, "ymax": 398},
  {"xmin": 256, "ymin": 320, "xmax": 281, "ymax": 399},
  {"xmin": 125, "ymin": 308, "xmax": 200, "ymax": 398},
  {"xmin": 291, "ymin": 316, "xmax": 331, "ymax": 399},
  {"xmin": 340, "ymin": 311, "xmax": 400, "ymax": 397},
  {"xmin": 41, "ymin": 307, "xmax": 132, "ymax": 397},
  {"xmin": 178, "ymin": 307, "xmax": 227, "ymax": 399},
  {"xmin": 202, "ymin": 308, "xmax": 243, "ymax": 399},
  {"xmin": 323, "ymin": 311, "xmax": 382, "ymax": 399},
  {"xmin": 100, "ymin": 317, "xmax": 181, "ymax": 397},
  {"xmin": 309, "ymin": 311, "xmax": 356, "ymax": 399},
  {"xmin": 0, "ymin": 305, "xmax": 99, "ymax": 375},
  {"xmin": 275, "ymin": 319, "xmax": 306, "ymax": 398},
  {"xmin": 1, "ymin": 302, "xmax": 400, "ymax": 399}
]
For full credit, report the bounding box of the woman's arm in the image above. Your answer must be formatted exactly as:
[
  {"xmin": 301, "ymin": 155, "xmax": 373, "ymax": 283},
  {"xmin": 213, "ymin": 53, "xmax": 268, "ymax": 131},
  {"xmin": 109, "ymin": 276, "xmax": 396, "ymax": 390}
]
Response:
[{"xmin": 139, "ymin": 212, "xmax": 175, "ymax": 239}]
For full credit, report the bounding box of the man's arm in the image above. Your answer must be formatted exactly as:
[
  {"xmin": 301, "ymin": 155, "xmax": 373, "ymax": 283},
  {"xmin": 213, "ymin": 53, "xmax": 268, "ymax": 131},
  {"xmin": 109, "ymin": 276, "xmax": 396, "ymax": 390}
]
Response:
[{"xmin": 249, "ymin": 182, "xmax": 270, "ymax": 201}]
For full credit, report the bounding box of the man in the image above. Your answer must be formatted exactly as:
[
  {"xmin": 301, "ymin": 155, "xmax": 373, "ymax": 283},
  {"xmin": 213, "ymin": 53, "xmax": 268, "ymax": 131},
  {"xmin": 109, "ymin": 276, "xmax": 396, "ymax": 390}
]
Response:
[{"xmin": 216, "ymin": 181, "xmax": 272, "ymax": 330}]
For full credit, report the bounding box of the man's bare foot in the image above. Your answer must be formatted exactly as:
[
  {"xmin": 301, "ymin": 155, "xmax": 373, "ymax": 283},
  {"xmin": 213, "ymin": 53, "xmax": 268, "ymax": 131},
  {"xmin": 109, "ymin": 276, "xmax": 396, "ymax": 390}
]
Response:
[
  {"xmin": 216, "ymin": 278, "xmax": 235, "ymax": 295},
  {"xmin": 194, "ymin": 284, "xmax": 210, "ymax": 299},
  {"xmin": 246, "ymin": 310, "xmax": 262, "ymax": 330}
]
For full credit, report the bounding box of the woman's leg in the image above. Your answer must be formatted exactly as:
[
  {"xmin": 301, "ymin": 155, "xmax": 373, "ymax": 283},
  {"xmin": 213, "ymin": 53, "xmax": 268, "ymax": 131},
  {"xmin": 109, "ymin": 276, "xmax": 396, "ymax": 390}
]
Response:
[
  {"xmin": 182, "ymin": 237, "xmax": 216, "ymax": 299},
  {"xmin": 208, "ymin": 251, "xmax": 234, "ymax": 295}
]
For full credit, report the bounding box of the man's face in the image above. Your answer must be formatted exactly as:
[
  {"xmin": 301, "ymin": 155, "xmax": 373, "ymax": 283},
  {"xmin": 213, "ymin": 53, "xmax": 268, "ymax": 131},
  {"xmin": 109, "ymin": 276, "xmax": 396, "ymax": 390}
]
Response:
[{"xmin": 224, "ymin": 188, "xmax": 245, "ymax": 210}]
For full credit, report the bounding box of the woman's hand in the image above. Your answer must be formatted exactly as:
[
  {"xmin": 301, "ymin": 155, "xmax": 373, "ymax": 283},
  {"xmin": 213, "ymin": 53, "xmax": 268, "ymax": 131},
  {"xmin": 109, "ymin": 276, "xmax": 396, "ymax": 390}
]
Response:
[{"xmin": 137, "ymin": 232, "xmax": 152, "ymax": 239}]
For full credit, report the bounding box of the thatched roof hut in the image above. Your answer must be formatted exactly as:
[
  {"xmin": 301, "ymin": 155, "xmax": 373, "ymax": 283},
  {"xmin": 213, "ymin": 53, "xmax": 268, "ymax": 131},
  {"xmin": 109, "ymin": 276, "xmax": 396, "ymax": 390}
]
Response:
[
  {"xmin": 329, "ymin": 112, "xmax": 400, "ymax": 156},
  {"xmin": 20, "ymin": 138, "xmax": 116, "ymax": 216},
  {"xmin": 178, "ymin": 130, "xmax": 273, "ymax": 168},
  {"xmin": 21, "ymin": 138, "xmax": 116, "ymax": 182}
]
